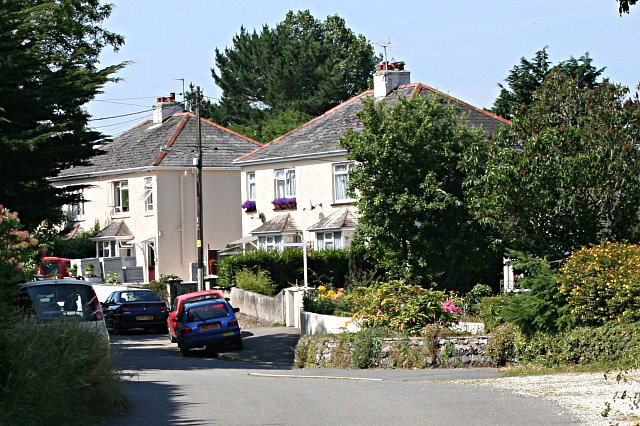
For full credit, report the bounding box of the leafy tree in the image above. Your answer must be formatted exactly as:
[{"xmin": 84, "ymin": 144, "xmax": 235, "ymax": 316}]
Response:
[
  {"xmin": 207, "ymin": 10, "xmax": 378, "ymax": 142},
  {"xmin": 0, "ymin": 205, "xmax": 39, "ymax": 288},
  {"xmin": 619, "ymin": 0, "xmax": 637, "ymax": 14},
  {"xmin": 341, "ymin": 95, "xmax": 501, "ymax": 290},
  {"xmin": 0, "ymin": 0, "xmax": 125, "ymax": 230},
  {"xmin": 491, "ymin": 47, "xmax": 604, "ymax": 119},
  {"xmin": 465, "ymin": 71, "xmax": 640, "ymax": 258}
]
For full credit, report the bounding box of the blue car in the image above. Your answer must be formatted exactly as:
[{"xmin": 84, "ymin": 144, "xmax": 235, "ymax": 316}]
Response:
[
  {"xmin": 101, "ymin": 289, "xmax": 168, "ymax": 334},
  {"xmin": 175, "ymin": 299, "xmax": 242, "ymax": 356}
]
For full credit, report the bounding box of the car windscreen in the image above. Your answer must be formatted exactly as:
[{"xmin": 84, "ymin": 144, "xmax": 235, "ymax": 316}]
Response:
[
  {"xmin": 118, "ymin": 291, "xmax": 161, "ymax": 303},
  {"xmin": 186, "ymin": 303, "xmax": 230, "ymax": 322},
  {"xmin": 24, "ymin": 284, "xmax": 99, "ymax": 321}
]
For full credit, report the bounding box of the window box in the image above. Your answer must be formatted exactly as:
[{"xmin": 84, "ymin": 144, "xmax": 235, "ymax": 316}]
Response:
[
  {"xmin": 241, "ymin": 200, "xmax": 256, "ymax": 212},
  {"xmin": 272, "ymin": 197, "xmax": 296, "ymax": 210}
]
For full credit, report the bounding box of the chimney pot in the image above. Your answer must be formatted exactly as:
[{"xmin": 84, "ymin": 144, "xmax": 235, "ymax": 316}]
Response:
[{"xmin": 169, "ymin": 92, "xmax": 175, "ymax": 101}]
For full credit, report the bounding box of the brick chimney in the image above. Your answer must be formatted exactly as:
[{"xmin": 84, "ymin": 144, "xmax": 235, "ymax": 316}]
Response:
[
  {"xmin": 152, "ymin": 92, "xmax": 183, "ymax": 124},
  {"xmin": 373, "ymin": 61, "xmax": 410, "ymax": 99}
]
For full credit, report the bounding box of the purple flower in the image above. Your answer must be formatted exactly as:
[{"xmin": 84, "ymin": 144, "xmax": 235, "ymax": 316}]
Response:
[
  {"xmin": 442, "ymin": 299, "xmax": 460, "ymax": 315},
  {"xmin": 241, "ymin": 200, "xmax": 256, "ymax": 210},
  {"xmin": 272, "ymin": 197, "xmax": 296, "ymax": 207}
]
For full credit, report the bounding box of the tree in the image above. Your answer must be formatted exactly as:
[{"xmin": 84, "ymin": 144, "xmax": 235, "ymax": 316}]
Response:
[
  {"xmin": 465, "ymin": 71, "xmax": 640, "ymax": 259},
  {"xmin": 491, "ymin": 47, "xmax": 604, "ymax": 119},
  {"xmin": 340, "ymin": 95, "xmax": 501, "ymax": 290},
  {"xmin": 207, "ymin": 10, "xmax": 378, "ymax": 142},
  {"xmin": 0, "ymin": 0, "xmax": 125, "ymax": 230},
  {"xmin": 619, "ymin": 0, "xmax": 637, "ymax": 14}
]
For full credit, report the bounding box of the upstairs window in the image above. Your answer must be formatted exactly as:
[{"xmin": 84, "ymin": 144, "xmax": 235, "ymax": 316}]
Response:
[
  {"xmin": 113, "ymin": 180, "xmax": 129, "ymax": 214},
  {"xmin": 274, "ymin": 169, "xmax": 296, "ymax": 198},
  {"xmin": 248, "ymin": 172, "xmax": 256, "ymax": 200},
  {"xmin": 334, "ymin": 163, "xmax": 354, "ymax": 203},
  {"xmin": 140, "ymin": 177, "xmax": 154, "ymax": 213},
  {"xmin": 67, "ymin": 190, "xmax": 85, "ymax": 219}
]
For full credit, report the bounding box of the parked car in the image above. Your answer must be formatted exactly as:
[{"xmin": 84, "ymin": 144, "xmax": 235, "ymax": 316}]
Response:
[
  {"xmin": 101, "ymin": 289, "xmax": 168, "ymax": 334},
  {"xmin": 18, "ymin": 279, "xmax": 109, "ymax": 342},
  {"xmin": 36, "ymin": 257, "xmax": 71, "ymax": 279},
  {"xmin": 174, "ymin": 299, "xmax": 242, "ymax": 357},
  {"xmin": 167, "ymin": 289, "xmax": 225, "ymax": 343}
]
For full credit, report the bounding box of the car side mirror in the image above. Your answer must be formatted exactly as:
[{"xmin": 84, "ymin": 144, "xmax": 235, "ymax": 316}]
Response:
[
  {"xmin": 233, "ymin": 307, "xmax": 240, "ymax": 313},
  {"xmin": 172, "ymin": 317, "xmax": 180, "ymax": 323}
]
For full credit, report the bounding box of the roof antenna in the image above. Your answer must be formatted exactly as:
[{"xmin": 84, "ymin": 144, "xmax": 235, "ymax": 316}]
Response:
[
  {"xmin": 175, "ymin": 78, "xmax": 185, "ymax": 110},
  {"xmin": 375, "ymin": 39, "xmax": 395, "ymax": 72}
]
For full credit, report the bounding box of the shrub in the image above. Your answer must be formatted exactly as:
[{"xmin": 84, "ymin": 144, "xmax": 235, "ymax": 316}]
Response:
[
  {"xmin": 486, "ymin": 323, "xmax": 524, "ymax": 367},
  {"xmin": 350, "ymin": 327, "xmax": 391, "ymax": 369},
  {"xmin": 346, "ymin": 280, "xmax": 461, "ymax": 335},
  {"xmin": 0, "ymin": 320, "xmax": 127, "ymax": 425},
  {"xmin": 558, "ymin": 242, "xmax": 640, "ymax": 328},
  {"xmin": 235, "ymin": 268, "xmax": 276, "ymax": 296},
  {"xmin": 145, "ymin": 274, "xmax": 179, "ymax": 303},
  {"xmin": 462, "ymin": 283, "xmax": 493, "ymax": 318},
  {"xmin": 478, "ymin": 296, "xmax": 508, "ymax": 332},
  {"xmin": 302, "ymin": 285, "xmax": 351, "ymax": 316}
]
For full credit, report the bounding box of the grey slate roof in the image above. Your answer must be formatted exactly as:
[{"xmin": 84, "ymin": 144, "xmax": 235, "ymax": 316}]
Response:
[
  {"xmin": 234, "ymin": 83, "xmax": 510, "ymax": 165},
  {"xmin": 307, "ymin": 208, "xmax": 358, "ymax": 231},
  {"xmin": 57, "ymin": 113, "xmax": 261, "ymax": 178},
  {"xmin": 91, "ymin": 221, "xmax": 132, "ymax": 240},
  {"xmin": 250, "ymin": 214, "xmax": 301, "ymax": 235}
]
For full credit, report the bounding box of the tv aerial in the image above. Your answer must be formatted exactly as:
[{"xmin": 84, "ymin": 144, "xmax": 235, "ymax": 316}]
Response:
[{"xmin": 375, "ymin": 39, "xmax": 396, "ymax": 64}]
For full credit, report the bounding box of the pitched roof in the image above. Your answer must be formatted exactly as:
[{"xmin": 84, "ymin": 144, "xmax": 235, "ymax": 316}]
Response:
[
  {"xmin": 307, "ymin": 208, "xmax": 358, "ymax": 231},
  {"xmin": 57, "ymin": 113, "xmax": 261, "ymax": 178},
  {"xmin": 250, "ymin": 214, "xmax": 301, "ymax": 235},
  {"xmin": 91, "ymin": 220, "xmax": 133, "ymax": 240},
  {"xmin": 234, "ymin": 83, "xmax": 510, "ymax": 165}
]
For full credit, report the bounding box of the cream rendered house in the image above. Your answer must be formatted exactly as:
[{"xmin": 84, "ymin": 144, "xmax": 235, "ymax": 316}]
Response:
[
  {"xmin": 233, "ymin": 62, "xmax": 509, "ymax": 252},
  {"xmin": 53, "ymin": 94, "xmax": 261, "ymax": 282}
]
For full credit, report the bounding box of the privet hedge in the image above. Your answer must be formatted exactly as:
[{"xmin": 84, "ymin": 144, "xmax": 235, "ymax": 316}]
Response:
[{"xmin": 217, "ymin": 249, "xmax": 351, "ymax": 292}]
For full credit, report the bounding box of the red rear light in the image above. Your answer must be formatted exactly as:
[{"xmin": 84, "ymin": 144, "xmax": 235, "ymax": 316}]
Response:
[
  {"xmin": 181, "ymin": 327, "xmax": 192, "ymax": 334},
  {"xmin": 90, "ymin": 291, "xmax": 103, "ymax": 321},
  {"xmin": 159, "ymin": 306, "xmax": 167, "ymax": 312},
  {"xmin": 228, "ymin": 319, "xmax": 238, "ymax": 327},
  {"xmin": 118, "ymin": 307, "xmax": 132, "ymax": 313}
]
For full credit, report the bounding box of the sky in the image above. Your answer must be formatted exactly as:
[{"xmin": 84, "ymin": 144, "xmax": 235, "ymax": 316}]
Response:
[{"xmin": 88, "ymin": 0, "xmax": 640, "ymax": 138}]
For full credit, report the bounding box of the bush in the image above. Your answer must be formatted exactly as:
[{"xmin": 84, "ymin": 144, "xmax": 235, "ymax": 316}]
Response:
[
  {"xmin": 145, "ymin": 274, "xmax": 178, "ymax": 303},
  {"xmin": 235, "ymin": 268, "xmax": 276, "ymax": 296},
  {"xmin": 517, "ymin": 322, "xmax": 640, "ymax": 369},
  {"xmin": 0, "ymin": 320, "xmax": 127, "ymax": 425},
  {"xmin": 346, "ymin": 280, "xmax": 461, "ymax": 335},
  {"xmin": 558, "ymin": 242, "xmax": 640, "ymax": 328},
  {"xmin": 486, "ymin": 323, "xmax": 524, "ymax": 367},
  {"xmin": 478, "ymin": 296, "xmax": 508, "ymax": 332},
  {"xmin": 302, "ymin": 285, "xmax": 351, "ymax": 316},
  {"xmin": 462, "ymin": 283, "xmax": 493, "ymax": 318}
]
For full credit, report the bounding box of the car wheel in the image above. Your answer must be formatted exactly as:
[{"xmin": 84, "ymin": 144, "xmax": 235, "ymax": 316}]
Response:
[
  {"xmin": 169, "ymin": 333, "xmax": 177, "ymax": 344},
  {"xmin": 180, "ymin": 345, "xmax": 191, "ymax": 357},
  {"xmin": 233, "ymin": 338, "xmax": 243, "ymax": 350},
  {"xmin": 112, "ymin": 320, "xmax": 121, "ymax": 335}
]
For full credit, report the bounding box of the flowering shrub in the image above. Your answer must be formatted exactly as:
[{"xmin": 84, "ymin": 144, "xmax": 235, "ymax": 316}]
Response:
[
  {"xmin": 272, "ymin": 197, "xmax": 296, "ymax": 209},
  {"xmin": 241, "ymin": 200, "xmax": 256, "ymax": 211},
  {"xmin": 303, "ymin": 285, "xmax": 351, "ymax": 316},
  {"xmin": 558, "ymin": 242, "xmax": 640, "ymax": 327},
  {"xmin": 0, "ymin": 205, "xmax": 39, "ymax": 286},
  {"xmin": 346, "ymin": 281, "xmax": 462, "ymax": 335}
]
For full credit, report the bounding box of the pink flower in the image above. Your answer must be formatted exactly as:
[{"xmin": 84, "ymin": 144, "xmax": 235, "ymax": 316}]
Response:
[
  {"xmin": 442, "ymin": 299, "xmax": 460, "ymax": 315},
  {"xmin": 376, "ymin": 305, "xmax": 383, "ymax": 314}
]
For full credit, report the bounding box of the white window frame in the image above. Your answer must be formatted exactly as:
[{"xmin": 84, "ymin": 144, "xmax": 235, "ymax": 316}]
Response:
[
  {"xmin": 247, "ymin": 172, "xmax": 256, "ymax": 200},
  {"xmin": 258, "ymin": 235, "xmax": 283, "ymax": 251},
  {"xmin": 139, "ymin": 177, "xmax": 154, "ymax": 214},
  {"xmin": 67, "ymin": 190, "xmax": 85, "ymax": 219},
  {"xmin": 274, "ymin": 169, "xmax": 296, "ymax": 199},
  {"xmin": 112, "ymin": 180, "xmax": 129, "ymax": 215},
  {"xmin": 316, "ymin": 231, "xmax": 343, "ymax": 250},
  {"xmin": 333, "ymin": 162, "xmax": 354, "ymax": 203}
]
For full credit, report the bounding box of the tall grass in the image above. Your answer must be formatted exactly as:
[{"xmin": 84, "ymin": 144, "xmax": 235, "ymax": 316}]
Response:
[{"xmin": 0, "ymin": 320, "xmax": 127, "ymax": 425}]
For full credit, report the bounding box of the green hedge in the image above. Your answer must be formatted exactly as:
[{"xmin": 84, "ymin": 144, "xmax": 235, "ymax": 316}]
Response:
[{"xmin": 218, "ymin": 249, "xmax": 351, "ymax": 292}]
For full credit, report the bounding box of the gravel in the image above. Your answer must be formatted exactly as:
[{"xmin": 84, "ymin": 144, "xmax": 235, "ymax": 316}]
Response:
[{"xmin": 462, "ymin": 370, "xmax": 640, "ymax": 425}]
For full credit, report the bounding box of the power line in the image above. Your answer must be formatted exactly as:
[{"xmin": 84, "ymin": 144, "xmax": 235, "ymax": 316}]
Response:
[{"xmin": 89, "ymin": 108, "xmax": 152, "ymax": 121}]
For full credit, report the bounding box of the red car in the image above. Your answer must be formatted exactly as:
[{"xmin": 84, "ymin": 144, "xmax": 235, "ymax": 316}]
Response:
[{"xmin": 167, "ymin": 289, "xmax": 225, "ymax": 343}]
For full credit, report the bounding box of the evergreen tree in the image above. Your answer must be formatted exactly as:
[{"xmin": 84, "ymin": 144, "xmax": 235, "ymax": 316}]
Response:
[
  {"xmin": 207, "ymin": 10, "xmax": 378, "ymax": 142},
  {"xmin": 0, "ymin": 0, "xmax": 125, "ymax": 230},
  {"xmin": 491, "ymin": 47, "xmax": 604, "ymax": 119}
]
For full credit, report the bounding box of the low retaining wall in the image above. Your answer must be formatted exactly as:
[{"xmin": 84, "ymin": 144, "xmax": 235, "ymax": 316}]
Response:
[
  {"xmin": 221, "ymin": 287, "xmax": 285, "ymax": 324},
  {"xmin": 303, "ymin": 335, "xmax": 494, "ymax": 368},
  {"xmin": 301, "ymin": 311, "xmax": 360, "ymax": 335}
]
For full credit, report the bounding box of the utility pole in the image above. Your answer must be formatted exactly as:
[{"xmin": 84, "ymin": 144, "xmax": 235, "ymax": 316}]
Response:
[{"xmin": 195, "ymin": 86, "xmax": 204, "ymax": 291}]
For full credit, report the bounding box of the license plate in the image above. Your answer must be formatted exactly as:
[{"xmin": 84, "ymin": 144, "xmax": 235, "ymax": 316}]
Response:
[
  {"xmin": 223, "ymin": 332, "xmax": 235, "ymax": 337},
  {"xmin": 136, "ymin": 315, "xmax": 154, "ymax": 321},
  {"xmin": 200, "ymin": 323, "xmax": 220, "ymax": 331}
]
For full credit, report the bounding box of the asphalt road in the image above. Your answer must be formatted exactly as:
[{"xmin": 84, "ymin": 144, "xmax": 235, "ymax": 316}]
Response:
[{"xmin": 104, "ymin": 328, "xmax": 583, "ymax": 426}]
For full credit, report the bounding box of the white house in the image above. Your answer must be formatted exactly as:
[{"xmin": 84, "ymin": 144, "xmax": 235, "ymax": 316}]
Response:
[
  {"xmin": 52, "ymin": 94, "xmax": 261, "ymax": 282},
  {"xmin": 233, "ymin": 62, "xmax": 509, "ymax": 252}
]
